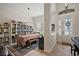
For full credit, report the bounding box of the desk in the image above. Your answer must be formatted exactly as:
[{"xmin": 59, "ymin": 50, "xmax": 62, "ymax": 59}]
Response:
[{"xmin": 17, "ymin": 34, "xmax": 40, "ymax": 46}]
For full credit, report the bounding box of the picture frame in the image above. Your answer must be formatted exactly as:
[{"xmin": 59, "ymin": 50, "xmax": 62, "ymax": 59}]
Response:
[{"xmin": 51, "ymin": 24, "xmax": 55, "ymax": 31}]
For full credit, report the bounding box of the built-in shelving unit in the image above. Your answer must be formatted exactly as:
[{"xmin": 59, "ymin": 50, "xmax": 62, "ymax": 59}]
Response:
[
  {"xmin": 2, "ymin": 22, "xmax": 10, "ymax": 45},
  {"xmin": 0, "ymin": 20, "xmax": 33, "ymax": 45},
  {"xmin": 29, "ymin": 26, "xmax": 33, "ymax": 34},
  {"xmin": 16, "ymin": 22, "xmax": 33, "ymax": 35},
  {"xmin": 10, "ymin": 20, "xmax": 17, "ymax": 44},
  {"xmin": 0, "ymin": 24, "xmax": 3, "ymax": 43},
  {"xmin": 17, "ymin": 22, "xmax": 24, "ymax": 35},
  {"xmin": 10, "ymin": 20, "xmax": 33, "ymax": 44}
]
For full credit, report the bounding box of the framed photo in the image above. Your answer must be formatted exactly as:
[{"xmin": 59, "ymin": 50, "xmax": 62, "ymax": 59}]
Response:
[{"xmin": 51, "ymin": 24, "xmax": 55, "ymax": 31}]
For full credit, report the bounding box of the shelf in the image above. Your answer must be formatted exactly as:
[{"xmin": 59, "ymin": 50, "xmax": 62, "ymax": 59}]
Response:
[
  {"xmin": 12, "ymin": 27, "xmax": 16, "ymax": 29},
  {"xmin": 0, "ymin": 21, "xmax": 34, "ymax": 45},
  {"xmin": 2, "ymin": 22, "xmax": 10, "ymax": 46}
]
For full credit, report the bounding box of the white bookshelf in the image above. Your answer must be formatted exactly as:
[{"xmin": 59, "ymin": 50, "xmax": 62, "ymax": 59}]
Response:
[
  {"xmin": 2, "ymin": 22, "xmax": 10, "ymax": 45},
  {"xmin": 10, "ymin": 20, "xmax": 17, "ymax": 44},
  {"xmin": 0, "ymin": 24, "xmax": 3, "ymax": 43},
  {"xmin": 0, "ymin": 20, "xmax": 34, "ymax": 46}
]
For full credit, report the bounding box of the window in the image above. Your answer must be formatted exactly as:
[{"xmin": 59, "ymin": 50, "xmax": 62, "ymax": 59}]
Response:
[
  {"xmin": 59, "ymin": 28, "xmax": 61, "ymax": 35},
  {"xmin": 37, "ymin": 23, "xmax": 41, "ymax": 32},
  {"xmin": 58, "ymin": 20, "xmax": 61, "ymax": 35},
  {"xmin": 64, "ymin": 16, "xmax": 72, "ymax": 36}
]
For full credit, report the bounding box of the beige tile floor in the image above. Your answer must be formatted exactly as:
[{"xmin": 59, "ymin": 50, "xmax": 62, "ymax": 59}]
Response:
[{"xmin": 24, "ymin": 43, "xmax": 71, "ymax": 56}]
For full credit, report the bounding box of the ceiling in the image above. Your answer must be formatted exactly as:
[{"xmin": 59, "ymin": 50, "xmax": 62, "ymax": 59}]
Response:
[{"xmin": 0, "ymin": 3, "xmax": 44, "ymax": 17}]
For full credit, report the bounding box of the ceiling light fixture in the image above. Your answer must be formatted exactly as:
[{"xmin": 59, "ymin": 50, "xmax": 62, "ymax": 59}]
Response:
[{"xmin": 58, "ymin": 3, "xmax": 75, "ymax": 15}]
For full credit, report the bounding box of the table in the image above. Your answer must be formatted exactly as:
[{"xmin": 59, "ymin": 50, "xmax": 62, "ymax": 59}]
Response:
[
  {"xmin": 71, "ymin": 37, "xmax": 79, "ymax": 55},
  {"xmin": 17, "ymin": 34, "xmax": 40, "ymax": 46},
  {"xmin": 71, "ymin": 37, "xmax": 79, "ymax": 48}
]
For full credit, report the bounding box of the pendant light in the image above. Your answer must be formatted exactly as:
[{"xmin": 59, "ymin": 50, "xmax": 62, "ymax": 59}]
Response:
[
  {"xmin": 27, "ymin": 7, "xmax": 30, "ymax": 20},
  {"xmin": 58, "ymin": 3, "xmax": 75, "ymax": 15}
]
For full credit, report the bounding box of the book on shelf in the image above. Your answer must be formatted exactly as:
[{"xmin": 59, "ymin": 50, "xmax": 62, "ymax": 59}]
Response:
[
  {"xmin": 4, "ymin": 29, "xmax": 8, "ymax": 32},
  {"xmin": 0, "ymin": 28, "xmax": 2, "ymax": 32}
]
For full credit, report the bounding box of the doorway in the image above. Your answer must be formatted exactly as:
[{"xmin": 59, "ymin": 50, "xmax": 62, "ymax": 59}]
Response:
[{"xmin": 58, "ymin": 13, "xmax": 77, "ymax": 44}]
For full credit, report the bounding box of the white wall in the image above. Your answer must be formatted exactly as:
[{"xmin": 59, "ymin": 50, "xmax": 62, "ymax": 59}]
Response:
[
  {"xmin": 44, "ymin": 3, "xmax": 57, "ymax": 53},
  {"xmin": 32, "ymin": 15, "xmax": 44, "ymax": 32}
]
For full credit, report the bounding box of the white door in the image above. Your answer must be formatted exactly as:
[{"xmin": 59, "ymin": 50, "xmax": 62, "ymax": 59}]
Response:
[{"xmin": 58, "ymin": 13, "xmax": 78, "ymax": 44}]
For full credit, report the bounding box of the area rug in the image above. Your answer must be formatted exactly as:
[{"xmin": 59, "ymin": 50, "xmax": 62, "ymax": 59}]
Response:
[
  {"xmin": 61, "ymin": 42, "xmax": 71, "ymax": 46},
  {"xmin": 7, "ymin": 43, "xmax": 38, "ymax": 56}
]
